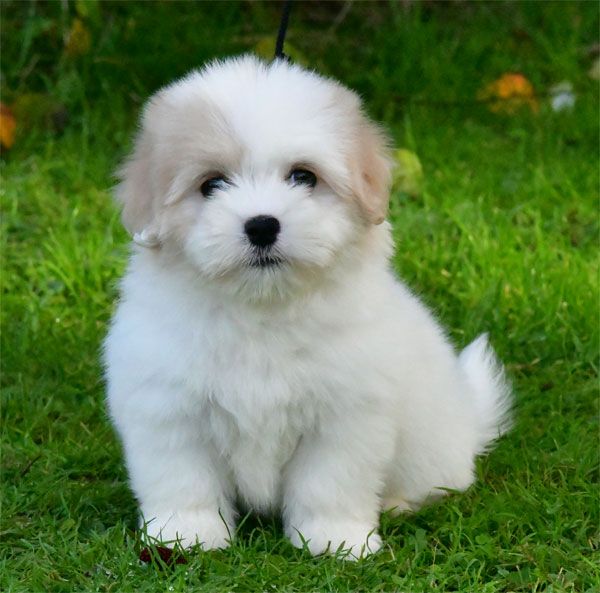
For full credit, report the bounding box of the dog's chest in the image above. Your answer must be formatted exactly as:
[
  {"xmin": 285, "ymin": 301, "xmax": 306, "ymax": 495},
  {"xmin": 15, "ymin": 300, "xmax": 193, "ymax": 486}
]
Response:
[
  {"xmin": 192, "ymin": 310, "xmax": 321, "ymax": 508},
  {"xmin": 207, "ymin": 398, "xmax": 308, "ymax": 510}
]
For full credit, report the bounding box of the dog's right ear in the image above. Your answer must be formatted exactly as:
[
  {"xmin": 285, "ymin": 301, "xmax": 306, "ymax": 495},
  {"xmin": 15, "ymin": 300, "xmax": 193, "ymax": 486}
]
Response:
[
  {"xmin": 115, "ymin": 126, "xmax": 161, "ymax": 247},
  {"xmin": 348, "ymin": 119, "xmax": 393, "ymax": 225}
]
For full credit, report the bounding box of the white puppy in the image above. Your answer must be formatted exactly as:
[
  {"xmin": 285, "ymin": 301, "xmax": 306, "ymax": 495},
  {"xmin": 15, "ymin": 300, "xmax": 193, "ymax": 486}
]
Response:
[{"xmin": 104, "ymin": 55, "xmax": 511, "ymax": 559}]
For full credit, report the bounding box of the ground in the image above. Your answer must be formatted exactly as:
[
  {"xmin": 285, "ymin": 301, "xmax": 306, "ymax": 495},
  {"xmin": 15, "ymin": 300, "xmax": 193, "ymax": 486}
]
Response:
[{"xmin": 1, "ymin": 2, "xmax": 598, "ymax": 592}]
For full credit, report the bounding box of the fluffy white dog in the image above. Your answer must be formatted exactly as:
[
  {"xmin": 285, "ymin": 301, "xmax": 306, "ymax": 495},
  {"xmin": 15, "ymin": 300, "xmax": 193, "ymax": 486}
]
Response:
[{"xmin": 104, "ymin": 55, "xmax": 511, "ymax": 559}]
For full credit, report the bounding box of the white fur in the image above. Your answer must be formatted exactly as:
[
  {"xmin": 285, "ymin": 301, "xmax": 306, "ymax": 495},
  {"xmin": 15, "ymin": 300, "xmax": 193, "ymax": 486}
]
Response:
[{"xmin": 104, "ymin": 56, "xmax": 512, "ymax": 559}]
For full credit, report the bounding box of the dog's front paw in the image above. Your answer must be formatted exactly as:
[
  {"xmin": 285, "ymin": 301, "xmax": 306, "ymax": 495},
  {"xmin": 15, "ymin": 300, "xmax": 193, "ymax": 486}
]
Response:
[
  {"xmin": 142, "ymin": 507, "xmax": 232, "ymax": 550},
  {"xmin": 287, "ymin": 518, "xmax": 382, "ymax": 559}
]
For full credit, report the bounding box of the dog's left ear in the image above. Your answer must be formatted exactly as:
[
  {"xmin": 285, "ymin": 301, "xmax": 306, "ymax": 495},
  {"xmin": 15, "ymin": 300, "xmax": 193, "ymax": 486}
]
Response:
[{"xmin": 349, "ymin": 120, "xmax": 394, "ymax": 225}]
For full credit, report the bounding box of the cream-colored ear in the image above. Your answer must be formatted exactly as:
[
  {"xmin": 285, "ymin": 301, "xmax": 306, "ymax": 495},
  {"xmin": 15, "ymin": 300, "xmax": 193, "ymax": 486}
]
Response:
[
  {"xmin": 350, "ymin": 120, "xmax": 394, "ymax": 225},
  {"xmin": 114, "ymin": 127, "xmax": 159, "ymax": 238}
]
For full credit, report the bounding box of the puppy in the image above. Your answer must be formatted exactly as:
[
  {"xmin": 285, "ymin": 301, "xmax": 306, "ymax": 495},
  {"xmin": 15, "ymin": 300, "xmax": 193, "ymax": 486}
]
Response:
[{"xmin": 104, "ymin": 55, "xmax": 511, "ymax": 558}]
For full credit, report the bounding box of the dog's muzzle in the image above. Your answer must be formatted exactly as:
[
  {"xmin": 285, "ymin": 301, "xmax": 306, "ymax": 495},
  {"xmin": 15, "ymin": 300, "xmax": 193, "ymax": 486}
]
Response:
[{"xmin": 248, "ymin": 251, "xmax": 283, "ymax": 268}]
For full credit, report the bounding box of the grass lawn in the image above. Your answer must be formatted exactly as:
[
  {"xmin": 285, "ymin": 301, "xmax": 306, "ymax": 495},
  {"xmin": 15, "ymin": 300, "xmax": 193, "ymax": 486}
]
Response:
[{"xmin": 1, "ymin": 2, "xmax": 598, "ymax": 592}]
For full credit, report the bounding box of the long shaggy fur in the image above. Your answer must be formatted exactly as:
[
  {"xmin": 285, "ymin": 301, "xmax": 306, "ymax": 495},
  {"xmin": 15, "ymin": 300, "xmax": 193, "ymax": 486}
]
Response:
[{"xmin": 104, "ymin": 55, "xmax": 512, "ymax": 559}]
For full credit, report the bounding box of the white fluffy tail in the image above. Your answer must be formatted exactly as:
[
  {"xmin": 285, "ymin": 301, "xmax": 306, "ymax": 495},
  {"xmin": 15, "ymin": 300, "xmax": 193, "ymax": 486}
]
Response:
[{"xmin": 459, "ymin": 333, "xmax": 513, "ymax": 455}]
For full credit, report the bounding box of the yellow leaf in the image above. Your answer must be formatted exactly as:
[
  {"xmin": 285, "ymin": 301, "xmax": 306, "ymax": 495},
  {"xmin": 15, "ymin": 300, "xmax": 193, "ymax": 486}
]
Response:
[
  {"xmin": 0, "ymin": 103, "xmax": 16, "ymax": 149},
  {"xmin": 478, "ymin": 73, "xmax": 538, "ymax": 114},
  {"xmin": 64, "ymin": 18, "xmax": 91, "ymax": 58},
  {"xmin": 392, "ymin": 149, "xmax": 424, "ymax": 196}
]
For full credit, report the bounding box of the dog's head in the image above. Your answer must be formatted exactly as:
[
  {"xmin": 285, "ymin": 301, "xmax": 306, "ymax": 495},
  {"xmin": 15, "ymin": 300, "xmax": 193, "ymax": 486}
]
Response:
[{"xmin": 117, "ymin": 56, "xmax": 393, "ymax": 300}]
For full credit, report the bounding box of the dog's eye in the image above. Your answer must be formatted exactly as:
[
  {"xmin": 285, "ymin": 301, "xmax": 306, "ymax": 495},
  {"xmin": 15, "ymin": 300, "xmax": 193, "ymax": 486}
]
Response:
[
  {"xmin": 200, "ymin": 175, "xmax": 229, "ymax": 198},
  {"xmin": 288, "ymin": 168, "xmax": 317, "ymax": 189}
]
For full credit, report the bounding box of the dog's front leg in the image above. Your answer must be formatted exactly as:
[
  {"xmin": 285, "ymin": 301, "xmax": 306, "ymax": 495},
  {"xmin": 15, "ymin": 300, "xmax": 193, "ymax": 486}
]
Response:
[
  {"xmin": 112, "ymin": 389, "xmax": 235, "ymax": 550},
  {"xmin": 282, "ymin": 408, "xmax": 393, "ymax": 559}
]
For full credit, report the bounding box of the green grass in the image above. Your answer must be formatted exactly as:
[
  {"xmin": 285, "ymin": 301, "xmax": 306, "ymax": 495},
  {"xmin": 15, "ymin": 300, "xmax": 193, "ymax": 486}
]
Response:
[{"xmin": 1, "ymin": 1, "xmax": 598, "ymax": 592}]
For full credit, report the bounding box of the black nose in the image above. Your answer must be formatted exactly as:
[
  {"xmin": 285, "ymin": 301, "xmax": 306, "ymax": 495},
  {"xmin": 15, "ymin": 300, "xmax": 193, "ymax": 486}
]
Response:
[{"xmin": 244, "ymin": 215, "xmax": 281, "ymax": 248}]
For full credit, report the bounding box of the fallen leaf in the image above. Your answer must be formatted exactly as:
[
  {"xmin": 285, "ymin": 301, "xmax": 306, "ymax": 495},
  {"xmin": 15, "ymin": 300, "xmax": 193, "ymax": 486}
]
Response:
[
  {"xmin": 0, "ymin": 103, "xmax": 16, "ymax": 149},
  {"xmin": 478, "ymin": 73, "xmax": 538, "ymax": 114},
  {"xmin": 64, "ymin": 18, "xmax": 91, "ymax": 58},
  {"xmin": 139, "ymin": 546, "xmax": 187, "ymax": 567},
  {"xmin": 392, "ymin": 149, "xmax": 424, "ymax": 196}
]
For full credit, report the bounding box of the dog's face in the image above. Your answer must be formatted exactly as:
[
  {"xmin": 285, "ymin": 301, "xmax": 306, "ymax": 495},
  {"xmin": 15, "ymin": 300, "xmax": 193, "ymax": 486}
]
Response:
[{"xmin": 117, "ymin": 56, "xmax": 392, "ymax": 300}]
